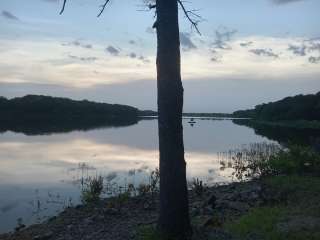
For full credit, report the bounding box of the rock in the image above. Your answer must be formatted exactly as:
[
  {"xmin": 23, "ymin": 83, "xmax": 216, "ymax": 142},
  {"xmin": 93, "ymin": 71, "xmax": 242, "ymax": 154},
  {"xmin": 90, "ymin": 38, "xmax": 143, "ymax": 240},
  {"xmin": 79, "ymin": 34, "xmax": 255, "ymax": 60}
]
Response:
[
  {"xmin": 96, "ymin": 214, "xmax": 105, "ymax": 221},
  {"xmin": 190, "ymin": 207, "xmax": 200, "ymax": 217},
  {"xmin": 203, "ymin": 206, "xmax": 214, "ymax": 215},
  {"xmin": 194, "ymin": 215, "xmax": 214, "ymax": 228},
  {"xmin": 239, "ymin": 184, "xmax": 262, "ymax": 202},
  {"xmin": 47, "ymin": 216, "xmax": 56, "ymax": 223},
  {"xmin": 66, "ymin": 224, "xmax": 73, "ymax": 230},
  {"xmin": 216, "ymin": 200, "xmax": 250, "ymax": 212},
  {"xmin": 191, "ymin": 200, "xmax": 202, "ymax": 208},
  {"xmin": 207, "ymin": 229, "xmax": 234, "ymax": 240},
  {"xmin": 83, "ymin": 217, "xmax": 94, "ymax": 225},
  {"xmin": 33, "ymin": 231, "xmax": 53, "ymax": 240},
  {"xmin": 277, "ymin": 216, "xmax": 320, "ymax": 233},
  {"xmin": 104, "ymin": 208, "xmax": 118, "ymax": 215},
  {"xmin": 14, "ymin": 224, "xmax": 26, "ymax": 232},
  {"xmin": 75, "ymin": 204, "xmax": 83, "ymax": 209},
  {"xmin": 228, "ymin": 201, "xmax": 250, "ymax": 212},
  {"xmin": 203, "ymin": 193, "xmax": 217, "ymax": 209},
  {"xmin": 143, "ymin": 201, "xmax": 155, "ymax": 210}
]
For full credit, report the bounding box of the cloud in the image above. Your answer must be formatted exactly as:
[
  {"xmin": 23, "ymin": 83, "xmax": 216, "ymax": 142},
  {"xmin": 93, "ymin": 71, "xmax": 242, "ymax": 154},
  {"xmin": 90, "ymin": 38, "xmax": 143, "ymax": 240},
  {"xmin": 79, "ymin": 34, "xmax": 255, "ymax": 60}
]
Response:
[
  {"xmin": 1, "ymin": 36, "xmax": 319, "ymax": 89},
  {"xmin": 308, "ymin": 40, "xmax": 320, "ymax": 52},
  {"xmin": 272, "ymin": 0, "xmax": 306, "ymax": 4},
  {"xmin": 1, "ymin": 11, "xmax": 19, "ymax": 21},
  {"xmin": 129, "ymin": 40, "xmax": 136, "ymax": 45},
  {"xmin": 62, "ymin": 40, "xmax": 93, "ymax": 49},
  {"xmin": 287, "ymin": 38, "xmax": 320, "ymax": 57},
  {"xmin": 240, "ymin": 41, "xmax": 253, "ymax": 47},
  {"xmin": 180, "ymin": 32, "xmax": 197, "ymax": 50},
  {"xmin": 138, "ymin": 55, "xmax": 150, "ymax": 64},
  {"xmin": 210, "ymin": 57, "xmax": 219, "ymax": 62},
  {"xmin": 212, "ymin": 28, "xmax": 237, "ymax": 50},
  {"xmin": 288, "ymin": 44, "xmax": 307, "ymax": 56},
  {"xmin": 83, "ymin": 44, "xmax": 92, "ymax": 49},
  {"xmin": 309, "ymin": 56, "xmax": 320, "ymax": 64},
  {"xmin": 249, "ymin": 48, "xmax": 279, "ymax": 58},
  {"xmin": 129, "ymin": 52, "xmax": 137, "ymax": 59},
  {"xmin": 68, "ymin": 55, "xmax": 98, "ymax": 62},
  {"xmin": 71, "ymin": 40, "xmax": 80, "ymax": 46},
  {"xmin": 106, "ymin": 45, "xmax": 120, "ymax": 56}
]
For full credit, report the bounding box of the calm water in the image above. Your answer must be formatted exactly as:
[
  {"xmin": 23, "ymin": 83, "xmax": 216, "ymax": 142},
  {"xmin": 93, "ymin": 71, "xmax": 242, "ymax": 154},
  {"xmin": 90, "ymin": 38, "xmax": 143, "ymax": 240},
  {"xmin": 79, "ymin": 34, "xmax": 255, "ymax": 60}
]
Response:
[{"xmin": 0, "ymin": 118, "xmax": 274, "ymax": 233}]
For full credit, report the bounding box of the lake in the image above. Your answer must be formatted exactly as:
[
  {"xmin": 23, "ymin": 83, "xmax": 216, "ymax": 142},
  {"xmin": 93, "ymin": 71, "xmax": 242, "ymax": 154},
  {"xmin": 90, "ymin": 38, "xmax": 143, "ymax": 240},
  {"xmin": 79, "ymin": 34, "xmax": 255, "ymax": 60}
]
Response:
[{"xmin": 0, "ymin": 118, "xmax": 279, "ymax": 233}]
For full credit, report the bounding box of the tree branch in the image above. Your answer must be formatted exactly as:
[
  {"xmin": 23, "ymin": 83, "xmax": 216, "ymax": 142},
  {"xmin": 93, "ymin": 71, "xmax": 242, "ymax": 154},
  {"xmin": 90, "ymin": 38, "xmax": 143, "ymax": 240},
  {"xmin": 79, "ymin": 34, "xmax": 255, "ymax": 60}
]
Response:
[
  {"xmin": 177, "ymin": 0, "xmax": 201, "ymax": 35},
  {"xmin": 59, "ymin": 0, "xmax": 67, "ymax": 15},
  {"xmin": 97, "ymin": 0, "xmax": 111, "ymax": 17}
]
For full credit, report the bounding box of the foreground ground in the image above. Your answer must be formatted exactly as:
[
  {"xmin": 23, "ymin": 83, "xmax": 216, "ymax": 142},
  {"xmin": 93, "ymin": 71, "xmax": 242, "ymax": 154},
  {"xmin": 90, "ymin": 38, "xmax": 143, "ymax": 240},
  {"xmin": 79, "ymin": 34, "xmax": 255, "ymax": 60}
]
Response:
[{"xmin": 0, "ymin": 175, "xmax": 319, "ymax": 240}]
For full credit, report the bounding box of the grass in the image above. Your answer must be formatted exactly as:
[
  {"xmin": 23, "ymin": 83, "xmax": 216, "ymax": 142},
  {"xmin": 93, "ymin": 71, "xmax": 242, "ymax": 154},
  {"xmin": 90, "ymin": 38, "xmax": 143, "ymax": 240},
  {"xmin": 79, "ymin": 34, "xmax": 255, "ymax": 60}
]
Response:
[
  {"xmin": 268, "ymin": 145, "xmax": 320, "ymax": 175},
  {"xmin": 226, "ymin": 206, "xmax": 320, "ymax": 240},
  {"xmin": 264, "ymin": 175, "xmax": 320, "ymax": 195},
  {"xmin": 81, "ymin": 176, "xmax": 104, "ymax": 204},
  {"xmin": 225, "ymin": 175, "xmax": 320, "ymax": 240},
  {"xmin": 136, "ymin": 226, "xmax": 162, "ymax": 240},
  {"xmin": 136, "ymin": 225, "xmax": 185, "ymax": 240},
  {"xmin": 226, "ymin": 206, "xmax": 287, "ymax": 240},
  {"xmin": 220, "ymin": 143, "xmax": 320, "ymax": 181}
]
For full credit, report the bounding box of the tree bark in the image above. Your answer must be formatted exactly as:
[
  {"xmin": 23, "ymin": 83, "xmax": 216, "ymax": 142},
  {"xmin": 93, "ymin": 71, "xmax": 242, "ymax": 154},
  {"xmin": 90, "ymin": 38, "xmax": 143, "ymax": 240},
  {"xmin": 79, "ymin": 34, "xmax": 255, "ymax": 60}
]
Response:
[{"xmin": 156, "ymin": 0, "xmax": 191, "ymax": 239}]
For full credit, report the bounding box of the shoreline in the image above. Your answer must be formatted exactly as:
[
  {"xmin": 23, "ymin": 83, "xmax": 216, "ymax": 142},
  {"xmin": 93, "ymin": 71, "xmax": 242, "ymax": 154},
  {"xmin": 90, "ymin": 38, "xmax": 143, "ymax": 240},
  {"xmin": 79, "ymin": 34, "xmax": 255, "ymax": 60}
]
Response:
[
  {"xmin": 1, "ymin": 175, "xmax": 319, "ymax": 240},
  {"xmin": 0, "ymin": 180, "xmax": 263, "ymax": 240},
  {"xmin": 0, "ymin": 178, "xmax": 282, "ymax": 240}
]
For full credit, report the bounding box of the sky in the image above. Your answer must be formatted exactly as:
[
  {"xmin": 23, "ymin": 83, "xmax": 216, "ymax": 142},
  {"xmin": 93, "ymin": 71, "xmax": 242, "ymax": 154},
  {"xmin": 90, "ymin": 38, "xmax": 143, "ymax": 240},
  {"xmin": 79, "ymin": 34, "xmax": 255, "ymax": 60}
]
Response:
[{"xmin": 0, "ymin": 0, "xmax": 319, "ymax": 112}]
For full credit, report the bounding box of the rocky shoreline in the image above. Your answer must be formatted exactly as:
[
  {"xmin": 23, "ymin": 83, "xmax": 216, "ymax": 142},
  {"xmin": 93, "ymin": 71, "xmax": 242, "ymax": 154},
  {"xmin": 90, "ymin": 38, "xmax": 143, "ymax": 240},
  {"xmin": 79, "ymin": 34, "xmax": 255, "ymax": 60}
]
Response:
[{"xmin": 0, "ymin": 179, "xmax": 269, "ymax": 240}]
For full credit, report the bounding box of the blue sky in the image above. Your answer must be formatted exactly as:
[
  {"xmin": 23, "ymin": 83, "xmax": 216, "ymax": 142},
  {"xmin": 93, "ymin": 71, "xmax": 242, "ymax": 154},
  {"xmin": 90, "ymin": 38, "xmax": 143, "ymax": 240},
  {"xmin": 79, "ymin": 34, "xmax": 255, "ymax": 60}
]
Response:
[{"xmin": 0, "ymin": 0, "xmax": 319, "ymax": 112}]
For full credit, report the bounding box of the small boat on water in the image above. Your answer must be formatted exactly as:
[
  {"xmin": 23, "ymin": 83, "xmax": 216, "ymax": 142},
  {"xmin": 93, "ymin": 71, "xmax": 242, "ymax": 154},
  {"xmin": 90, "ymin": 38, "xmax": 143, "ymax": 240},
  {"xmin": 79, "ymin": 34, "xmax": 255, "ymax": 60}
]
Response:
[{"xmin": 188, "ymin": 118, "xmax": 196, "ymax": 124}]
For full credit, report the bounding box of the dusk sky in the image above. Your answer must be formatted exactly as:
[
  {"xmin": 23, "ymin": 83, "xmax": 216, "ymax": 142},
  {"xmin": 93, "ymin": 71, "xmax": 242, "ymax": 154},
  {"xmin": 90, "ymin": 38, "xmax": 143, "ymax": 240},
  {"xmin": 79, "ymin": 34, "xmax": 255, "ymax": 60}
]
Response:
[{"xmin": 0, "ymin": 0, "xmax": 319, "ymax": 112}]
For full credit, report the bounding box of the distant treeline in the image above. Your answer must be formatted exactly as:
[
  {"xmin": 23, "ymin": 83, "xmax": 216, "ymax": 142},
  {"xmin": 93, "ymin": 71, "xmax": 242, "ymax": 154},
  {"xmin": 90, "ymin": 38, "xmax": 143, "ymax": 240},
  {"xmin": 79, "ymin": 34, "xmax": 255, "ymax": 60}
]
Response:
[
  {"xmin": 138, "ymin": 110, "xmax": 233, "ymax": 118},
  {"xmin": 0, "ymin": 95, "xmax": 139, "ymax": 127},
  {"xmin": 233, "ymin": 92, "xmax": 320, "ymax": 121},
  {"xmin": 183, "ymin": 112, "xmax": 233, "ymax": 118}
]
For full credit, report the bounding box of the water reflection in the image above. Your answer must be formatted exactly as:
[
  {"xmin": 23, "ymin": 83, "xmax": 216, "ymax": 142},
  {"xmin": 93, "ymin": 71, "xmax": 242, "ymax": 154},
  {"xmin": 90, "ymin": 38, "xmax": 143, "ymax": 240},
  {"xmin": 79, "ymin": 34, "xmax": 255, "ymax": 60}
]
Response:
[
  {"xmin": 233, "ymin": 119, "xmax": 320, "ymax": 149},
  {"xmin": 0, "ymin": 119, "xmax": 273, "ymax": 233},
  {"xmin": 0, "ymin": 118, "xmax": 138, "ymax": 136}
]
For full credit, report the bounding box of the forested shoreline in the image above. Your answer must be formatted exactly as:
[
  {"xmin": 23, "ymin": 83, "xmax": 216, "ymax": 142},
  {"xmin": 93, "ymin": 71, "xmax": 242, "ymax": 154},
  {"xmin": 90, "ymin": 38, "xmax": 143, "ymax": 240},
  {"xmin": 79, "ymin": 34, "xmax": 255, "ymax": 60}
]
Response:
[
  {"xmin": 0, "ymin": 95, "xmax": 138, "ymax": 122},
  {"xmin": 233, "ymin": 92, "xmax": 320, "ymax": 121}
]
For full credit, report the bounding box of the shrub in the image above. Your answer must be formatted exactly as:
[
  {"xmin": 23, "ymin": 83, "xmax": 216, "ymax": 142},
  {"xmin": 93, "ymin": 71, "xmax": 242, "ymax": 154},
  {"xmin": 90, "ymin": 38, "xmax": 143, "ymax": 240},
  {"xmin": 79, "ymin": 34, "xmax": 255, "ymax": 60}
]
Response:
[
  {"xmin": 223, "ymin": 143, "xmax": 320, "ymax": 180},
  {"xmin": 81, "ymin": 176, "xmax": 104, "ymax": 204},
  {"xmin": 190, "ymin": 178, "xmax": 206, "ymax": 196},
  {"xmin": 269, "ymin": 145, "xmax": 320, "ymax": 175}
]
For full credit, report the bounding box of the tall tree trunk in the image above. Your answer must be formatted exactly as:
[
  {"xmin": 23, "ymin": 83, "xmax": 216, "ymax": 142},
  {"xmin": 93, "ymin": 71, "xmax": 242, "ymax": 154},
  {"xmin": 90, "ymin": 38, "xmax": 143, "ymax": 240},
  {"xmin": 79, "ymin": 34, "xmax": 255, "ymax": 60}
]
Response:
[{"xmin": 156, "ymin": 0, "xmax": 191, "ymax": 238}]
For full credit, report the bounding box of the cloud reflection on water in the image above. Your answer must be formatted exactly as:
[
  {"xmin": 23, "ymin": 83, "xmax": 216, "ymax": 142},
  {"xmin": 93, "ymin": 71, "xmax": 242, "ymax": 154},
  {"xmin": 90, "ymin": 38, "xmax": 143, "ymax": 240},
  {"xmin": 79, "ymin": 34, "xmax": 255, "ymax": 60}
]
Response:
[{"xmin": 0, "ymin": 138, "xmax": 233, "ymax": 185}]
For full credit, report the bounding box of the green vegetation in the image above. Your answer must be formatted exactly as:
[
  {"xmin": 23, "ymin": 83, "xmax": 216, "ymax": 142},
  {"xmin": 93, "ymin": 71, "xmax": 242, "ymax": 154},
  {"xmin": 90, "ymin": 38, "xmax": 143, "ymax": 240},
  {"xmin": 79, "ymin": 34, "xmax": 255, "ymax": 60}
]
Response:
[
  {"xmin": 233, "ymin": 91, "xmax": 320, "ymax": 121},
  {"xmin": 226, "ymin": 175, "xmax": 320, "ymax": 240},
  {"xmin": 220, "ymin": 143, "xmax": 320, "ymax": 181},
  {"xmin": 137, "ymin": 225, "xmax": 185, "ymax": 240},
  {"xmin": 0, "ymin": 95, "xmax": 138, "ymax": 122},
  {"xmin": 219, "ymin": 142, "xmax": 281, "ymax": 180},
  {"xmin": 81, "ymin": 176, "xmax": 104, "ymax": 204},
  {"xmin": 190, "ymin": 178, "xmax": 207, "ymax": 196},
  {"xmin": 233, "ymin": 91, "xmax": 320, "ymax": 129},
  {"xmin": 136, "ymin": 226, "xmax": 163, "ymax": 240},
  {"xmin": 269, "ymin": 145, "xmax": 320, "ymax": 175},
  {"xmin": 81, "ymin": 169, "xmax": 160, "ymax": 209},
  {"xmin": 0, "ymin": 95, "xmax": 139, "ymax": 134},
  {"xmin": 223, "ymin": 143, "xmax": 320, "ymax": 240}
]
